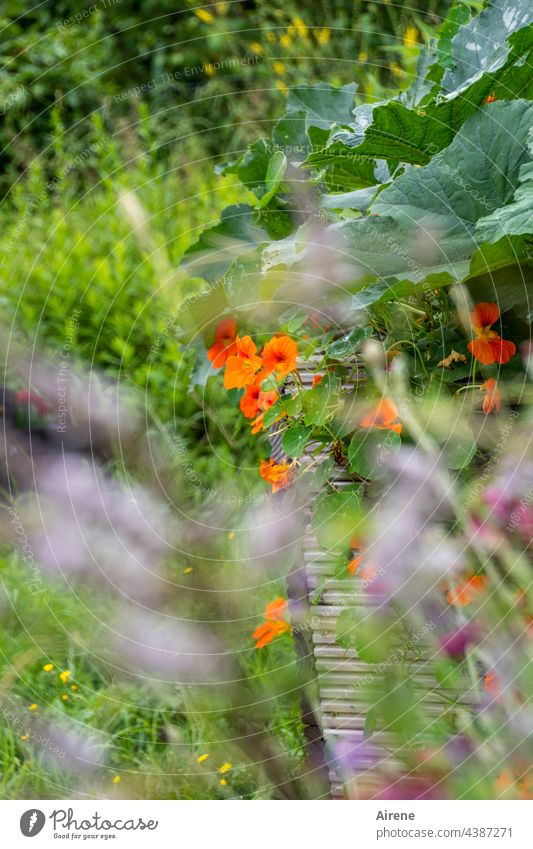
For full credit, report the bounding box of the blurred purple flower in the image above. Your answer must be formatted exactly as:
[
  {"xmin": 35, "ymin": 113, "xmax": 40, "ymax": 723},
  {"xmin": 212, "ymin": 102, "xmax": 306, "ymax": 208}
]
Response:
[
  {"xmin": 22, "ymin": 455, "xmax": 169, "ymax": 605},
  {"xmin": 366, "ymin": 448, "xmax": 460, "ymax": 605},
  {"xmin": 439, "ymin": 623, "xmax": 479, "ymax": 660},
  {"xmin": 35, "ymin": 721, "xmax": 107, "ymax": 773},
  {"xmin": 445, "ymin": 734, "xmax": 475, "ymax": 765},
  {"xmin": 326, "ymin": 736, "xmax": 378, "ymax": 778},
  {"xmin": 112, "ymin": 608, "xmax": 231, "ymax": 685}
]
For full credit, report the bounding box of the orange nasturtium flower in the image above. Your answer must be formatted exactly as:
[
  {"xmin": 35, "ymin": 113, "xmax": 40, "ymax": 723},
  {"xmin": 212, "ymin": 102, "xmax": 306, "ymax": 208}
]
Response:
[
  {"xmin": 484, "ymin": 92, "xmax": 497, "ymax": 103},
  {"xmin": 312, "ymin": 373, "xmax": 323, "ymax": 387},
  {"xmin": 223, "ymin": 336, "xmax": 263, "ymax": 389},
  {"xmin": 250, "ymin": 391, "xmax": 279, "ymax": 434},
  {"xmin": 481, "ymin": 378, "xmax": 501, "ymax": 414},
  {"xmin": 207, "ymin": 318, "xmax": 237, "ymax": 369},
  {"xmin": 265, "ymin": 597, "xmax": 288, "ymax": 621},
  {"xmin": 260, "ymin": 335, "xmax": 298, "ymax": 381},
  {"xmin": 467, "ymin": 303, "xmax": 516, "ymax": 366},
  {"xmin": 259, "ymin": 458, "xmax": 293, "ymax": 493},
  {"xmin": 240, "ymin": 384, "xmax": 262, "ymax": 418},
  {"xmin": 253, "ymin": 597, "xmax": 291, "ymax": 648},
  {"xmin": 446, "ymin": 574, "xmax": 487, "ymax": 607},
  {"xmin": 359, "ymin": 398, "xmax": 402, "ymax": 434},
  {"xmin": 240, "ymin": 385, "xmax": 279, "ymax": 433}
]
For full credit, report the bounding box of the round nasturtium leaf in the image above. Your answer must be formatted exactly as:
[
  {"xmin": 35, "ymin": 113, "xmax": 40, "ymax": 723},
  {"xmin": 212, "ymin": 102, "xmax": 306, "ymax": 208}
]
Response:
[
  {"xmin": 348, "ymin": 428, "xmax": 401, "ymax": 479},
  {"xmin": 282, "ymin": 425, "xmax": 311, "ymax": 458}
]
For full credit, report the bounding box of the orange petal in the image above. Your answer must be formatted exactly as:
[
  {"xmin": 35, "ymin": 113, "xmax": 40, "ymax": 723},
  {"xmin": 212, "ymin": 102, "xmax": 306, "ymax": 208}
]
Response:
[
  {"xmin": 360, "ymin": 398, "xmax": 402, "ymax": 432},
  {"xmin": 224, "ymin": 353, "xmax": 262, "ymax": 389},
  {"xmin": 348, "ymin": 554, "xmax": 363, "ymax": 576},
  {"xmin": 250, "ymin": 414, "xmax": 264, "ymax": 434},
  {"xmin": 265, "ymin": 597, "xmax": 288, "ymax": 621},
  {"xmin": 240, "ymin": 384, "xmax": 262, "ymax": 418},
  {"xmin": 214, "ymin": 317, "xmax": 237, "ymax": 342},
  {"xmin": 208, "ymin": 340, "xmax": 237, "ymax": 369},
  {"xmin": 490, "ymin": 337, "xmax": 516, "ymax": 365},
  {"xmin": 261, "ymin": 335, "xmax": 298, "ymax": 380},
  {"xmin": 235, "ymin": 335, "xmax": 258, "ymax": 358},
  {"xmin": 468, "ymin": 337, "xmax": 497, "ymax": 365},
  {"xmin": 470, "ymin": 302, "xmax": 500, "ymax": 330},
  {"xmin": 482, "ymin": 378, "xmax": 501, "ymax": 414}
]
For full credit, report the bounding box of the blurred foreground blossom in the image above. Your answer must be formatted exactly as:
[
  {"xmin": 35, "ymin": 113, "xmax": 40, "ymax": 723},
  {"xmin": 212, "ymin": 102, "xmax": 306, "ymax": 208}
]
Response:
[
  {"xmin": 111, "ymin": 608, "xmax": 232, "ymax": 684},
  {"xmin": 34, "ymin": 719, "xmax": 107, "ymax": 774},
  {"xmin": 18, "ymin": 455, "xmax": 170, "ymax": 605},
  {"xmin": 366, "ymin": 448, "xmax": 460, "ymax": 605}
]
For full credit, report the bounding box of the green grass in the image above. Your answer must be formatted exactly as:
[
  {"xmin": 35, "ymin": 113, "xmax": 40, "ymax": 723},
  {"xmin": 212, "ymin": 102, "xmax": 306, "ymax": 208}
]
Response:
[{"xmin": 0, "ymin": 128, "xmax": 306, "ymax": 798}]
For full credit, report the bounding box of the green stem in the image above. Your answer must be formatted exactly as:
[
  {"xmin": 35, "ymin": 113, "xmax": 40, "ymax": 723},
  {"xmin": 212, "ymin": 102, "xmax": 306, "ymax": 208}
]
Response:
[{"xmin": 389, "ymin": 339, "xmax": 429, "ymax": 377}]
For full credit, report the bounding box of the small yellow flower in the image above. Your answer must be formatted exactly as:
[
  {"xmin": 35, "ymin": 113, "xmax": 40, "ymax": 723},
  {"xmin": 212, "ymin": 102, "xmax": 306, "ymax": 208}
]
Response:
[
  {"xmin": 20, "ymin": 734, "xmax": 29, "ymax": 741},
  {"xmin": 403, "ymin": 26, "xmax": 418, "ymax": 49},
  {"xmin": 279, "ymin": 34, "xmax": 291, "ymax": 49},
  {"xmin": 112, "ymin": 775, "xmax": 121, "ymax": 783},
  {"xmin": 197, "ymin": 753, "xmax": 209, "ymax": 763},
  {"xmin": 227, "ymin": 531, "xmax": 235, "ymax": 540},
  {"xmin": 195, "ymin": 8, "xmax": 214, "ymax": 24},
  {"xmin": 316, "ymin": 28, "xmax": 330, "ymax": 46},
  {"xmin": 273, "ymin": 61, "xmax": 285, "ymax": 76},
  {"xmin": 59, "ymin": 670, "xmax": 71, "ymax": 684},
  {"xmin": 358, "ymin": 51, "xmax": 368, "ymax": 63},
  {"xmin": 183, "ymin": 567, "xmax": 193, "ymax": 574},
  {"xmin": 204, "ymin": 64, "xmax": 216, "ymax": 77},
  {"xmin": 42, "ymin": 663, "xmax": 54, "ymax": 672},
  {"xmin": 70, "ymin": 684, "xmax": 78, "ymax": 691},
  {"xmin": 391, "ymin": 62, "xmax": 403, "ymax": 77},
  {"xmin": 28, "ymin": 704, "xmax": 38, "ymax": 711},
  {"xmin": 219, "ymin": 762, "xmax": 232, "ymax": 774},
  {"xmin": 275, "ymin": 81, "xmax": 288, "ymax": 96},
  {"xmin": 216, "ymin": 1, "xmax": 229, "ymax": 12},
  {"xmin": 266, "ymin": 31, "xmax": 276, "ymax": 43},
  {"xmin": 220, "ymin": 778, "xmax": 227, "ymax": 786},
  {"xmin": 250, "ymin": 42, "xmax": 263, "ymax": 55},
  {"xmin": 292, "ymin": 17, "xmax": 309, "ymax": 39},
  {"xmin": 61, "ymin": 694, "xmax": 69, "ymax": 702}
]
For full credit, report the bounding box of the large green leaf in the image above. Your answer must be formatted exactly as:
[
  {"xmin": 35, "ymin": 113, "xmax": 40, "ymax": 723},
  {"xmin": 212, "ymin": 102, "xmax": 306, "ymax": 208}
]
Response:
[
  {"xmin": 476, "ymin": 129, "xmax": 533, "ymax": 242},
  {"xmin": 328, "ymin": 0, "xmax": 533, "ymax": 168},
  {"xmin": 331, "ymin": 25, "xmax": 533, "ymax": 166},
  {"xmin": 441, "ymin": 0, "xmax": 533, "ymax": 96},
  {"xmin": 287, "ymin": 83, "xmax": 357, "ymax": 132},
  {"xmin": 264, "ymin": 102, "xmax": 533, "ymax": 315},
  {"xmin": 305, "ymin": 140, "xmax": 383, "ymax": 191},
  {"xmin": 371, "ymin": 100, "xmax": 533, "ymax": 248},
  {"xmin": 334, "ymin": 101, "xmax": 533, "ymax": 284},
  {"xmin": 183, "ymin": 204, "xmax": 267, "ymax": 284}
]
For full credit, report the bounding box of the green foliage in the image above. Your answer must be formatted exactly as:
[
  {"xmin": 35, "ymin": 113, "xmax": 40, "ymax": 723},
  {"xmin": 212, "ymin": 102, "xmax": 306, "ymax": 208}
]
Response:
[
  {"xmin": 0, "ymin": 1, "xmax": 452, "ymax": 188},
  {"xmin": 184, "ymin": 0, "xmax": 533, "ymax": 328}
]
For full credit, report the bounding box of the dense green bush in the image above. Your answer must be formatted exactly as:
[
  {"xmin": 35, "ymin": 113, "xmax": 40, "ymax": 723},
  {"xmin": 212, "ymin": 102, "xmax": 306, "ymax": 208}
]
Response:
[{"xmin": 0, "ymin": 1, "xmax": 453, "ymax": 186}]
